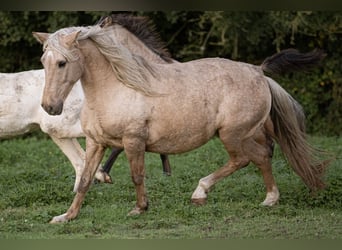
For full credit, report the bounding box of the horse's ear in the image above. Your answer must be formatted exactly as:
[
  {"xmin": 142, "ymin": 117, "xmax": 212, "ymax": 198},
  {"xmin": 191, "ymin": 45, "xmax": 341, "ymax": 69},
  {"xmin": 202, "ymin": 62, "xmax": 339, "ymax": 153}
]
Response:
[
  {"xmin": 32, "ymin": 32, "xmax": 50, "ymax": 44},
  {"xmin": 61, "ymin": 31, "xmax": 81, "ymax": 48},
  {"xmin": 99, "ymin": 16, "xmax": 112, "ymax": 28}
]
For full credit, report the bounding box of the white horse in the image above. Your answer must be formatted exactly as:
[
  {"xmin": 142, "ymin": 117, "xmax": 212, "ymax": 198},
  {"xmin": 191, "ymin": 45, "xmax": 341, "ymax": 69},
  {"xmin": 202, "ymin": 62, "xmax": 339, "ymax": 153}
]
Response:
[{"xmin": 0, "ymin": 69, "xmax": 110, "ymax": 191}]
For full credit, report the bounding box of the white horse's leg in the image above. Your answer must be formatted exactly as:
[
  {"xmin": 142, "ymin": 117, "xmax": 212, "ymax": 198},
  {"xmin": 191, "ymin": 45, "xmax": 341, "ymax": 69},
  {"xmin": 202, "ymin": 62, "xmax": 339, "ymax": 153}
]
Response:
[{"xmin": 50, "ymin": 136, "xmax": 85, "ymax": 192}]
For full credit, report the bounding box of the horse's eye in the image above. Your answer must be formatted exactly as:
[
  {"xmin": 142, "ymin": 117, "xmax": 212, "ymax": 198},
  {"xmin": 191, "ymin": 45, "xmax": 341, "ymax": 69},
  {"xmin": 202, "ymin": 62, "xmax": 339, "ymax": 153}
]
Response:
[{"xmin": 58, "ymin": 61, "xmax": 67, "ymax": 68}]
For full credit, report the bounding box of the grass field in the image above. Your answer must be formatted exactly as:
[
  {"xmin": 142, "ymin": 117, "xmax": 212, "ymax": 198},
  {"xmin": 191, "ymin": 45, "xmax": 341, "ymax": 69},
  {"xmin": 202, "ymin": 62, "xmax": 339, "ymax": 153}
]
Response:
[{"xmin": 0, "ymin": 134, "xmax": 341, "ymax": 239}]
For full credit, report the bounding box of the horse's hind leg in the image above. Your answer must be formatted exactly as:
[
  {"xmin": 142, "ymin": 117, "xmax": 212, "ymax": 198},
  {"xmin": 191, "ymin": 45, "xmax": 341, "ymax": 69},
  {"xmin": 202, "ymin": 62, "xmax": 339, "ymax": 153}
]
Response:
[
  {"xmin": 191, "ymin": 130, "xmax": 250, "ymax": 205},
  {"xmin": 245, "ymin": 128, "xmax": 279, "ymax": 206},
  {"xmin": 160, "ymin": 154, "xmax": 171, "ymax": 175},
  {"xmin": 101, "ymin": 148, "xmax": 123, "ymax": 174},
  {"xmin": 191, "ymin": 124, "xmax": 278, "ymax": 206}
]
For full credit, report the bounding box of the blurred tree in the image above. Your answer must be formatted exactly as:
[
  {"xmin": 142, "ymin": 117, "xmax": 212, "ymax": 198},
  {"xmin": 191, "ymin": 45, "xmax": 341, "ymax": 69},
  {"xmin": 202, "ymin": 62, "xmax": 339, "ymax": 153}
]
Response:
[{"xmin": 0, "ymin": 11, "xmax": 109, "ymax": 72}]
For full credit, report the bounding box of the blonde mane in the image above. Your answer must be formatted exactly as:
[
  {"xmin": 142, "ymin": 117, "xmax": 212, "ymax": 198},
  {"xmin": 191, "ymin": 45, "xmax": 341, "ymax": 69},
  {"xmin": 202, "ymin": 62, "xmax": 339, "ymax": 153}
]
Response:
[{"xmin": 45, "ymin": 24, "xmax": 160, "ymax": 96}]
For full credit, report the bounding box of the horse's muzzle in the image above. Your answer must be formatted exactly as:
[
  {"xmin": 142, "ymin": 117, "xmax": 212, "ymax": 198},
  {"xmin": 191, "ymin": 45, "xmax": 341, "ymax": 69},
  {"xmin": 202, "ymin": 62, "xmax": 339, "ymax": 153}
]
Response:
[{"xmin": 41, "ymin": 101, "xmax": 63, "ymax": 116}]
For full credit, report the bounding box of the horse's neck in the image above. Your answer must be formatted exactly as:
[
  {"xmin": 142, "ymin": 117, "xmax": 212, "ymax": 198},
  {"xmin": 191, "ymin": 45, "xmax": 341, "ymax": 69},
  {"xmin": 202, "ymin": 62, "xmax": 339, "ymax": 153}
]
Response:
[
  {"xmin": 79, "ymin": 40, "xmax": 121, "ymax": 96},
  {"xmin": 114, "ymin": 25, "xmax": 167, "ymax": 64}
]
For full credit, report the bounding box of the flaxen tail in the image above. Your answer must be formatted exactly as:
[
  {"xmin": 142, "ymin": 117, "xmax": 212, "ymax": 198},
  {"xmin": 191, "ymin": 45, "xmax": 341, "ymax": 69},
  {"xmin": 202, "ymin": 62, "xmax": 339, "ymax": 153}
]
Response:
[{"xmin": 261, "ymin": 49, "xmax": 329, "ymax": 191}]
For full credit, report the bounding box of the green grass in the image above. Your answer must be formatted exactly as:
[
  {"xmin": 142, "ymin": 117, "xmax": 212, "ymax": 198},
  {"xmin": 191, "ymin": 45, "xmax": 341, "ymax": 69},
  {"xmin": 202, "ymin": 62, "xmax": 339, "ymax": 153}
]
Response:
[{"xmin": 0, "ymin": 135, "xmax": 341, "ymax": 239}]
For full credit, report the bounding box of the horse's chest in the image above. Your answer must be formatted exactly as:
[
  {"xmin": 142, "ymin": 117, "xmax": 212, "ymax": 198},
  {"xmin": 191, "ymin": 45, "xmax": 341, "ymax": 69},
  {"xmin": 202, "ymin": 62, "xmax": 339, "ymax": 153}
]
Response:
[{"xmin": 80, "ymin": 106, "xmax": 143, "ymax": 147}]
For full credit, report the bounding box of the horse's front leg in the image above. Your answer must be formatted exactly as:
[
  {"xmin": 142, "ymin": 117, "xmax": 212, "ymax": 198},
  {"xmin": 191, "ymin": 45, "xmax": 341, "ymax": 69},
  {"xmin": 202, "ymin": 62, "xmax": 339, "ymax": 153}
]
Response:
[
  {"xmin": 49, "ymin": 136, "xmax": 85, "ymax": 192},
  {"xmin": 49, "ymin": 136, "xmax": 111, "ymax": 191},
  {"xmin": 123, "ymin": 137, "xmax": 148, "ymax": 216},
  {"xmin": 50, "ymin": 138, "xmax": 106, "ymax": 223}
]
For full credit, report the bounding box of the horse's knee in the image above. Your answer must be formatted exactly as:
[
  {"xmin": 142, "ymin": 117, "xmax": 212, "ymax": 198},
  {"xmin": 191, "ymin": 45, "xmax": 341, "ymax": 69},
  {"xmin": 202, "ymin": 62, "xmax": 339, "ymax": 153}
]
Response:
[
  {"xmin": 131, "ymin": 174, "xmax": 145, "ymax": 185},
  {"xmin": 77, "ymin": 176, "xmax": 92, "ymax": 193}
]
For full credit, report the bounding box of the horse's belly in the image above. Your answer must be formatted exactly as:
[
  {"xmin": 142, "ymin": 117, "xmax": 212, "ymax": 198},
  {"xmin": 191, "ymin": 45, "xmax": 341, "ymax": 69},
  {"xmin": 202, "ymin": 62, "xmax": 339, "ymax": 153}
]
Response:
[
  {"xmin": 146, "ymin": 137, "xmax": 212, "ymax": 154},
  {"xmin": 0, "ymin": 96, "xmax": 39, "ymax": 138},
  {"xmin": 146, "ymin": 121, "xmax": 216, "ymax": 154},
  {"xmin": 0, "ymin": 118, "xmax": 39, "ymax": 138}
]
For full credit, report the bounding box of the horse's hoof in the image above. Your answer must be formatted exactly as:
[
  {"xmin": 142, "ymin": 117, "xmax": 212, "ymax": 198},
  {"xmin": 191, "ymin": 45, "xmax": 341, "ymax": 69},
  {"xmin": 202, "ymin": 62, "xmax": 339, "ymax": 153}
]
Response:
[
  {"xmin": 127, "ymin": 207, "xmax": 146, "ymax": 216},
  {"xmin": 94, "ymin": 170, "xmax": 113, "ymax": 184},
  {"xmin": 260, "ymin": 200, "xmax": 279, "ymax": 207},
  {"xmin": 49, "ymin": 213, "xmax": 69, "ymax": 224},
  {"xmin": 103, "ymin": 173, "xmax": 113, "ymax": 184},
  {"xmin": 261, "ymin": 187, "xmax": 279, "ymax": 206},
  {"xmin": 191, "ymin": 198, "xmax": 207, "ymax": 206}
]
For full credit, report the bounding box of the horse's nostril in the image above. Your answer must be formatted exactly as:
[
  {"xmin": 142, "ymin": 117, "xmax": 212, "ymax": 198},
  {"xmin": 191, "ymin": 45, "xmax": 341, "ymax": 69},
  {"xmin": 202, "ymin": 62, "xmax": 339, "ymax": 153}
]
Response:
[
  {"xmin": 41, "ymin": 103, "xmax": 48, "ymax": 113},
  {"xmin": 47, "ymin": 106, "xmax": 53, "ymax": 114},
  {"xmin": 41, "ymin": 103, "xmax": 59, "ymax": 115}
]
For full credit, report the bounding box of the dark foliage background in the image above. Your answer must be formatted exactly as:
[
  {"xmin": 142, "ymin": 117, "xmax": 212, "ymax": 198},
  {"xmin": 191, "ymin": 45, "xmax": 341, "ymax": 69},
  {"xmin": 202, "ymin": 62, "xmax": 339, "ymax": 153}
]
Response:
[{"xmin": 0, "ymin": 11, "xmax": 341, "ymax": 135}]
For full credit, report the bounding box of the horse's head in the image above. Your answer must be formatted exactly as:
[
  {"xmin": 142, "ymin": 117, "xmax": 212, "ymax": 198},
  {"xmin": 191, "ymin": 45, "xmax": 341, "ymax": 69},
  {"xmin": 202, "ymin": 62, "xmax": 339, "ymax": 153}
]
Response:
[{"xmin": 33, "ymin": 30, "xmax": 84, "ymax": 115}]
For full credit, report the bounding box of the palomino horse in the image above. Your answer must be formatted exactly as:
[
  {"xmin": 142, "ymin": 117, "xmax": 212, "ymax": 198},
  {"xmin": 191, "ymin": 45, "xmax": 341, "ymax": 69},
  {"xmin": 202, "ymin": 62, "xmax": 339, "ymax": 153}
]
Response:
[{"xmin": 33, "ymin": 17, "xmax": 328, "ymax": 223}]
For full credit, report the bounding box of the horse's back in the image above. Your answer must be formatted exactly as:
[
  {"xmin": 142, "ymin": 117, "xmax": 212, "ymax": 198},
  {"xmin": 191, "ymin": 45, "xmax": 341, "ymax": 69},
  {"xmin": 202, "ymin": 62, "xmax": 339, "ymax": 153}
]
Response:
[
  {"xmin": 0, "ymin": 70, "xmax": 44, "ymax": 137},
  {"xmin": 154, "ymin": 57, "xmax": 271, "ymax": 120},
  {"xmin": 154, "ymin": 57, "xmax": 266, "ymax": 91}
]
